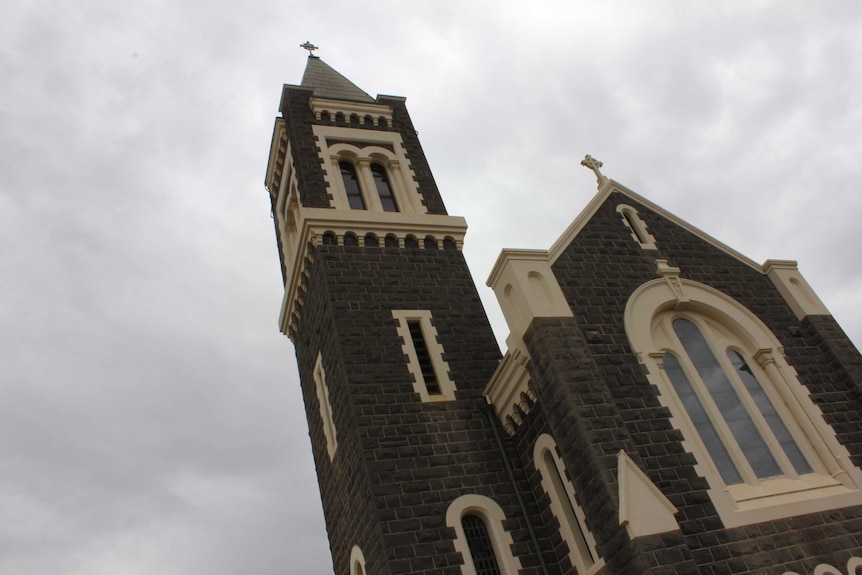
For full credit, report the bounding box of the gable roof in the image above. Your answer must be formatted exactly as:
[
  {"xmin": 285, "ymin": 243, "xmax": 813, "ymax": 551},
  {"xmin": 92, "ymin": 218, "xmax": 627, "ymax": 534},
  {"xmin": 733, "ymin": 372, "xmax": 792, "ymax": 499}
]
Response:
[
  {"xmin": 300, "ymin": 56, "xmax": 375, "ymax": 103},
  {"xmin": 548, "ymin": 179, "xmax": 762, "ymax": 272}
]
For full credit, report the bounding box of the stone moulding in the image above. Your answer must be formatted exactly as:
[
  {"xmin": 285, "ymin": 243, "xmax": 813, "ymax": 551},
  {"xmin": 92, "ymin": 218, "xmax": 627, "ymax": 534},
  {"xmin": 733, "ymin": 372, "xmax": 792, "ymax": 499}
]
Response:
[
  {"xmin": 279, "ymin": 209, "xmax": 469, "ymax": 338},
  {"xmin": 309, "ymin": 97, "xmax": 393, "ymax": 125},
  {"xmin": 485, "ymin": 348, "xmax": 536, "ymax": 435}
]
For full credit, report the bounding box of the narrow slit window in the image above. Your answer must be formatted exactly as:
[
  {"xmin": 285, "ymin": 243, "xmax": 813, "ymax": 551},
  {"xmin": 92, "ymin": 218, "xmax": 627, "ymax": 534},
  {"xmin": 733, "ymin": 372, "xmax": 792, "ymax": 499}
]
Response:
[
  {"xmin": 542, "ymin": 450, "xmax": 595, "ymax": 568},
  {"xmin": 407, "ymin": 320, "xmax": 441, "ymax": 395},
  {"xmin": 392, "ymin": 310, "xmax": 456, "ymax": 401},
  {"xmin": 616, "ymin": 204, "xmax": 657, "ymax": 249},
  {"xmin": 534, "ymin": 434, "xmax": 603, "ymax": 573},
  {"xmin": 313, "ymin": 353, "xmax": 338, "ymax": 460}
]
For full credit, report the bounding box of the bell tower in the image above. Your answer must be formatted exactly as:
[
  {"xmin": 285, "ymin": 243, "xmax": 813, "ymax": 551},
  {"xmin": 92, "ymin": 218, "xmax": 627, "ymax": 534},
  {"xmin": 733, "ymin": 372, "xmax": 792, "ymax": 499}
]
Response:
[{"xmin": 264, "ymin": 53, "xmax": 549, "ymax": 575}]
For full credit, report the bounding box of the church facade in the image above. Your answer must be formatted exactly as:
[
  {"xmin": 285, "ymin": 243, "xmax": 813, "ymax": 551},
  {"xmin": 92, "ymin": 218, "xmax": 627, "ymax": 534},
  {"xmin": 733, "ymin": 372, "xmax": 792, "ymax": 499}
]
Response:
[{"xmin": 264, "ymin": 55, "xmax": 862, "ymax": 575}]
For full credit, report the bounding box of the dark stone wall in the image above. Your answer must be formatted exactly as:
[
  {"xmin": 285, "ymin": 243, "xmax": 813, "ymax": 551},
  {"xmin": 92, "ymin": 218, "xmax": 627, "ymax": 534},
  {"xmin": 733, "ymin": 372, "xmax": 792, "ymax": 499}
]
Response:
[
  {"xmin": 293, "ymin": 242, "xmax": 562, "ymax": 574},
  {"xmin": 292, "ymin": 252, "xmax": 390, "ymax": 575},
  {"xmin": 513, "ymin": 189, "xmax": 862, "ymax": 575}
]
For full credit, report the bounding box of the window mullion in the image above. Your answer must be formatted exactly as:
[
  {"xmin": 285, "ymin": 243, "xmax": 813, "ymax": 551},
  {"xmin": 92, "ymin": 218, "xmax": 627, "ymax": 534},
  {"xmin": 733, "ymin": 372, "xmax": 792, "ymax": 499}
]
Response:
[
  {"xmin": 718, "ymin": 348, "xmax": 799, "ymax": 479},
  {"xmin": 356, "ymin": 159, "xmax": 383, "ymax": 211},
  {"xmin": 755, "ymin": 350, "xmax": 841, "ymax": 479},
  {"xmin": 672, "ymin": 326, "xmax": 759, "ymax": 485}
]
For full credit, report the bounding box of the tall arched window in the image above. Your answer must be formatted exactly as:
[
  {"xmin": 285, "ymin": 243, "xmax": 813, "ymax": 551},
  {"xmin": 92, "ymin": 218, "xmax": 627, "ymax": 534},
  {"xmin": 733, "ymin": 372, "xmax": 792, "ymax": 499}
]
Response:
[
  {"xmin": 534, "ymin": 434, "xmax": 601, "ymax": 574},
  {"xmin": 446, "ymin": 494, "xmax": 522, "ymax": 575},
  {"xmin": 625, "ymin": 278, "xmax": 862, "ymax": 527},
  {"xmin": 340, "ymin": 161, "xmax": 365, "ymax": 210},
  {"xmin": 370, "ymin": 163, "xmax": 398, "ymax": 212},
  {"xmin": 663, "ymin": 317, "xmax": 812, "ymax": 485}
]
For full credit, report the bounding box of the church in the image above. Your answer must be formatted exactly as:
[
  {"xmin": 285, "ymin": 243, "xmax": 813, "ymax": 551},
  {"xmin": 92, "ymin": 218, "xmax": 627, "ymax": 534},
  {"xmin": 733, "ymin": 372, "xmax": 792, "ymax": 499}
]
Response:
[{"xmin": 264, "ymin": 52, "xmax": 862, "ymax": 575}]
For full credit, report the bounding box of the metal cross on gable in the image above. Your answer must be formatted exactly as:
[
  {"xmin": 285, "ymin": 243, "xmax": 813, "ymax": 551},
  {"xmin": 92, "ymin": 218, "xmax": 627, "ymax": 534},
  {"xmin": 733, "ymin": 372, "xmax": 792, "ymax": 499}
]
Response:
[{"xmin": 300, "ymin": 41, "xmax": 318, "ymax": 55}]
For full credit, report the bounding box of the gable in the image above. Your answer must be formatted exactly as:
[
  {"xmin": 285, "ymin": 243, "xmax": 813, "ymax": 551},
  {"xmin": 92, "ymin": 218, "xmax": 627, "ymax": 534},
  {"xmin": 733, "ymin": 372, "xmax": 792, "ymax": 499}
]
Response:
[{"xmin": 548, "ymin": 179, "xmax": 761, "ymax": 272}]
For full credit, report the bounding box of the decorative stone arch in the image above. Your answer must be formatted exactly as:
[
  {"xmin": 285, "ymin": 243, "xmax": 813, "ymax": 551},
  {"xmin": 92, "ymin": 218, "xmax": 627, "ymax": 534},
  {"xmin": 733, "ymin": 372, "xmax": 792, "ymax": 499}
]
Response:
[
  {"xmin": 445, "ymin": 494, "xmax": 523, "ymax": 575},
  {"xmin": 349, "ymin": 545, "xmax": 366, "ymax": 575},
  {"xmin": 616, "ymin": 203, "xmax": 657, "ymax": 250},
  {"xmin": 325, "ymin": 143, "xmax": 415, "ymax": 213},
  {"xmin": 625, "ymin": 277, "xmax": 862, "ymax": 527}
]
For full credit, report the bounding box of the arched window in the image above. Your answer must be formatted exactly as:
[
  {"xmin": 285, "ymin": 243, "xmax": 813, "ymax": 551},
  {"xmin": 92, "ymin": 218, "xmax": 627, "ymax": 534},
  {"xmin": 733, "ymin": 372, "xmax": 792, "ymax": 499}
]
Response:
[
  {"xmin": 405, "ymin": 235, "xmax": 419, "ymax": 249},
  {"xmin": 340, "ymin": 161, "xmax": 365, "ymax": 210},
  {"xmin": 343, "ymin": 232, "xmax": 359, "ymax": 247},
  {"xmin": 445, "ymin": 494, "xmax": 522, "ymax": 575},
  {"xmin": 462, "ymin": 515, "xmax": 502, "ymax": 575},
  {"xmin": 322, "ymin": 231, "xmax": 338, "ymax": 246},
  {"xmin": 534, "ymin": 434, "xmax": 602, "ymax": 574},
  {"xmin": 616, "ymin": 204, "xmax": 657, "ymax": 249},
  {"xmin": 364, "ymin": 233, "xmax": 379, "ymax": 247},
  {"xmin": 371, "ymin": 163, "xmax": 398, "ymax": 212},
  {"xmin": 384, "ymin": 234, "xmax": 399, "ymax": 248},
  {"xmin": 626, "ymin": 278, "xmax": 862, "ymax": 527},
  {"xmin": 424, "ymin": 235, "xmax": 438, "ymax": 250}
]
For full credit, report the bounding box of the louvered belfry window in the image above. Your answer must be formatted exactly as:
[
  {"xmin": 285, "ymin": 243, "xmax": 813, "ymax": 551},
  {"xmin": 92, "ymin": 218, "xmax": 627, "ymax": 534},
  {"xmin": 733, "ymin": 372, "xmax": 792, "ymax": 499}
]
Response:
[{"xmin": 407, "ymin": 320, "xmax": 441, "ymax": 395}]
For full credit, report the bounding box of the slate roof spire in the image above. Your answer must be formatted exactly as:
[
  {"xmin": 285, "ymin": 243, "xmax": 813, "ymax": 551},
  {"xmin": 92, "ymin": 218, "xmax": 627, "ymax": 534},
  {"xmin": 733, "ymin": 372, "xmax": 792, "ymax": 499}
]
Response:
[{"xmin": 300, "ymin": 56, "xmax": 375, "ymax": 103}]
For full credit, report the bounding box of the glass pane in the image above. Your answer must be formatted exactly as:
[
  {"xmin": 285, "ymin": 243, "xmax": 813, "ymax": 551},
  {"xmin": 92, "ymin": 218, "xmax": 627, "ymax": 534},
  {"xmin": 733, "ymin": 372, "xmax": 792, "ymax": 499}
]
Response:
[
  {"xmin": 371, "ymin": 164, "xmax": 398, "ymax": 212},
  {"xmin": 340, "ymin": 161, "xmax": 365, "ymax": 210},
  {"xmin": 728, "ymin": 351, "xmax": 812, "ymax": 475},
  {"xmin": 673, "ymin": 319, "xmax": 782, "ymax": 479},
  {"xmin": 664, "ymin": 353, "xmax": 743, "ymax": 484},
  {"xmin": 462, "ymin": 515, "xmax": 501, "ymax": 575}
]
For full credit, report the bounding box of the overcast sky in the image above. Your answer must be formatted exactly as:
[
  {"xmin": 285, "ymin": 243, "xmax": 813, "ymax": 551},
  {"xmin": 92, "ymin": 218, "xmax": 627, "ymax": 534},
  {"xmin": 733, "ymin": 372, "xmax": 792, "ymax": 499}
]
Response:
[{"xmin": 2, "ymin": 1, "xmax": 861, "ymax": 574}]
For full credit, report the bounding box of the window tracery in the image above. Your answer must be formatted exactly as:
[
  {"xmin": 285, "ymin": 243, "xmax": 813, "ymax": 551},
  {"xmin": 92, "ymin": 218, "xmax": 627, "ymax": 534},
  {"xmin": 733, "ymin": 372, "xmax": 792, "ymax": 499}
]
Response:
[{"xmin": 625, "ymin": 278, "xmax": 862, "ymax": 526}]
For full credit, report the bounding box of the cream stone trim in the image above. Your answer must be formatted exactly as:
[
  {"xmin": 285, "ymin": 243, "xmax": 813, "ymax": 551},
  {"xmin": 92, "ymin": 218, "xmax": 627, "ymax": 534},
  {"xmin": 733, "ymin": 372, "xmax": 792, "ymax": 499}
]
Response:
[
  {"xmin": 311, "ymin": 124, "xmax": 423, "ymax": 214},
  {"xmin": 534, "ymin": 434, "xmax": 603, "ymax": 574},
  {"xmin": 313, "ymin": 352, "xmax": 337, "ymax": 460},
  {"xmin": 485, "ymin": 348, "xmax": 536, "ymax": 435},
  {"xmin": 349, "ymin": 545, "xmax": 366, "ymax": 575},
  {"xmin": 625, "ymin": 278, "xmax": 862, "ymax": 528},
  {"xmin": 486, "ymin": 249, "xmax": 573, "ymax": 351},
  {"xmin": 617, "ymin": 450, "xmax": 679, "ymax": 538},
  {"xmin": 616, "ymin": 204, "xmax": 657, "ymax": 250},
  {"xmin": 783, "ymin": 558, "xmax": 862, "ymax": 575},
  {"xmin": 264, "ymin": 117, "xmax": 288, "ymax": 193},
  {"xmin": 277, "ymin": 208, "xmax": 468, "ymax": 338},
  {"xmin": 763, "ymin": 259, "xmax": 830, "ymax": 319},
  {"xmin": 309, "ymin": 97, "xmax": 393, "ymax": 125},
  {"xmin": 392, "ymin": 310, "xmax": 456, "ymax": 402},
  {"xmin": 445, "ymin": 494, "xmax": 523, "ymax": 575},
  {"xmin": 549, "ymin": 179, "xmax": 761, "ymax": 271}
]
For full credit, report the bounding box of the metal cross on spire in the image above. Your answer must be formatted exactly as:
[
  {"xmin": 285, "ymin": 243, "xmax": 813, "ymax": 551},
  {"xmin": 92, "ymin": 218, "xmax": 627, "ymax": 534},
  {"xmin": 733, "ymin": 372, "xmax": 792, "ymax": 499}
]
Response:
[
  {"xmin": 581, "ymin": 154, "xmax": 609, "ymax": 188},
  {"xmin": 300, "ymin": 41, "xmax": 318, "ymax": 56}
]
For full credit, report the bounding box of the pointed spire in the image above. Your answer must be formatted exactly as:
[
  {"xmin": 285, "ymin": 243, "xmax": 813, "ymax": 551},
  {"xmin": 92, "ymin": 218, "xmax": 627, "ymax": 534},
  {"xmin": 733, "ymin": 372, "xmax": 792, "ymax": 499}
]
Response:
[{"xmin": 300, "ymin": 56, "xmax": 375, "ymax": 103}]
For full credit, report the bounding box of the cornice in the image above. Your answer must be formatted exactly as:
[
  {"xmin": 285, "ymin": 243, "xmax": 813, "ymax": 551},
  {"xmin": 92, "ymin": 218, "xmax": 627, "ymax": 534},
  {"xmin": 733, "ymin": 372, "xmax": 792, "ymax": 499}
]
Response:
[
  {"xmin": 278, "ymin": 209, "xmax": 469, "ymax": 338},
  {"xmin": 309, "ymin": 97, "xmax": 393, "ymax": 125}
]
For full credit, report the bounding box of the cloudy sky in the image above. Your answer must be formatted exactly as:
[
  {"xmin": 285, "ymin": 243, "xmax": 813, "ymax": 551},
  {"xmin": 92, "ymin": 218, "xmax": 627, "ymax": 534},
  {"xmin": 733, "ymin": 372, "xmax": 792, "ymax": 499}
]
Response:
[{"xmin": 2, "ymin": 1, "xmax": 861, "ymax": 573}]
